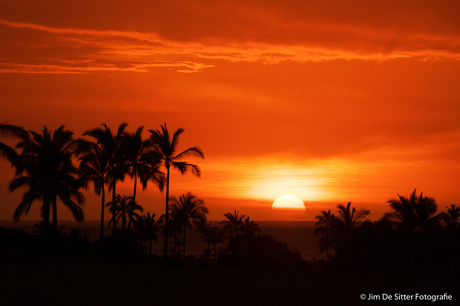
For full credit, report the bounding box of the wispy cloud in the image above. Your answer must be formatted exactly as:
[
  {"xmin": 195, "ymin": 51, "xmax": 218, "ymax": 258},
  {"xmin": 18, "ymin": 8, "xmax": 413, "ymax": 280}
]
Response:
[{"xmin": 1, "ymin": 9, "xmax": 459, "ymax": 75}]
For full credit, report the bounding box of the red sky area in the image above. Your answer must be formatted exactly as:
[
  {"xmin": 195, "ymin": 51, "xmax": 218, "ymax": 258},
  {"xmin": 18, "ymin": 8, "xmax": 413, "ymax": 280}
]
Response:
[{"xmin": 1, "ymin": 0, "xmax": 460, "ymax": 221}]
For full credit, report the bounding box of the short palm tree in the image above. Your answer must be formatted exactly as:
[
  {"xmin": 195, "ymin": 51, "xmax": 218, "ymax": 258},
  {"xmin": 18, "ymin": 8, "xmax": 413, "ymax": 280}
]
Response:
[
  {"xmin": 195, "ymin": 221, "xmax": 225, "ymax": 262},
  {"xmin": 335, "ymin": 202, "xmax": 370, "ymax": 253},
  {"xmin": 0, "ymin": 121, "xmax": 29, "ymax": 165},
  {"xmin": 124, "ymin": 126, "xmax": 164, "ymax": 231},
  {"xmin": 84, "ymin": 123, "xmax": 129, "ymax": 234},
  {"xmin": 149, "ymin": 124, "xmax": 204, "ymax": 260},
  {"xmin": 314, "ymin": 210, "xmax": 336, "ymax": 262},
  {"xmin": 170, "ymin": 192, "xmax": 208, "ymax": 258},
  {"xmin": 221, "ymin": 210, "xmax": 246, "ymax": 238},
  {"xmin": 441, "ymin": 204, "xmax": 460, "ymax": 230},
  {"xmin": 208, "ymin": 226, "xmax": 224, "ymax": 262},
  {"xmin": 241, "ymin": 217, "xmax": 260, "ymax": 239},
  {"xmin": 382, "ymin": 189, "xmax": 439, "ymax": 233},
  {"xmin": 9, "ymin": 126, "xmax": 84, "ymax": 251},
  {"xmin": 136, "ymin": 212, "xmax": 163, "ymax": 254},
  {"xmin": 107, "ymin": 194, "xmax": 143, "ymax": 231}
]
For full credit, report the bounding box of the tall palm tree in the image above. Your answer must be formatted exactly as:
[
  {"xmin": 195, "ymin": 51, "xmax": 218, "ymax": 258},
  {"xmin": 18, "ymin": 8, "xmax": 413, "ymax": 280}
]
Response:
[
  {"xmin": 149, "ymin": 124, "xmax": 204, "ymax": 260},
  {"xmin": 314, "ymin": 210, "xmax": 336, "ymax": 262},
  {"xmin": 221, "ymin": 210, "xmax": 246, "ymax": 238},
  {"xmin": 9, "ymin": 126, "xmax": 84, "ymax": 251},
  {"xmin": 0, "ymin": 121, "xmax": 29, "ymax": 165},
  {"xmin": 106, "ymin": 194, "xmax": 143, "ymax": 231},
  {"xmin": 77, "ymin": 141, "xmax": 109, "ymax": 240},
  {"xmin": 382, "ymin": 189, "xmax": 439, "ymax": 233},
  {"xmin": 84, "ymin": 123, "xmax": 129, "ymax": 234},
  {"xmin": 124, "ymin": 126, "xmax": 164, "ymax": 231},
  {"xmin": 170, "ymin": 192, "xmax": 208, "ymax": 258}
]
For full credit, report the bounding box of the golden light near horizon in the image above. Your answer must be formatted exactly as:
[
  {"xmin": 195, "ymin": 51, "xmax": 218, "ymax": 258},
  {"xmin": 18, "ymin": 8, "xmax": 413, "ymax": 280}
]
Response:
[
  {"xmin": 272, "ymin": 195, "xmax": 305, "ymax": 209},
  {"xmin": 271, "ymin": 195, "xmax": 306, "ymax": 220}
]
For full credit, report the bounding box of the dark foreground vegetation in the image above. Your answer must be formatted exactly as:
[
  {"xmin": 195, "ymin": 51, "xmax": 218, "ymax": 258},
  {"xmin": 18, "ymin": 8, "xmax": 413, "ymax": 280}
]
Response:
[{"xmin": 314, "ymin": 192, "xmax": 460, "ymax": 280}]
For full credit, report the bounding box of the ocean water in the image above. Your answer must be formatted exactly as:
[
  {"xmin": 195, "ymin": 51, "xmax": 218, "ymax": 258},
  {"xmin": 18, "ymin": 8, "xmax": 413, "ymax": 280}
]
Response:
[{"xmin": 0, "ymin": 220, "xmax": 321, "ymax": 260}]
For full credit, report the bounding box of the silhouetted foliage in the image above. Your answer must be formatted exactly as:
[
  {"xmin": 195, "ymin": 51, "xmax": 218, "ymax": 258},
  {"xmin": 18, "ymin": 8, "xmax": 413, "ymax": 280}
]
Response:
[
  {"xmin": 149, "ymin": 123, "xmax": 204, "ymax": 261},
  {"xmin": 9, "ymin": 126, "xmax": 85, "ymax": 255},
  {"xmin": 169, "ymin": 192, "xmax": 208, "ymax": 258},
  {"xmin": 219, "ymin": 233, "xmax": 308, "ymax": 271},
  {"xmin": 0, "ymin": 121, "xmax": 28, "ymax": 166},
  {"xmin": 84, "ymin": 123, "xmax": 129, "ymax": 234}
]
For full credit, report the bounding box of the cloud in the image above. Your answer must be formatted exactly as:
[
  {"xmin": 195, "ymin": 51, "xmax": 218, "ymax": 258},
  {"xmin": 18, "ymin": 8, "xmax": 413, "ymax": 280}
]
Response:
[{"xmin": 1, "ymin": 1, "xmax": 460, "ymax": 75}]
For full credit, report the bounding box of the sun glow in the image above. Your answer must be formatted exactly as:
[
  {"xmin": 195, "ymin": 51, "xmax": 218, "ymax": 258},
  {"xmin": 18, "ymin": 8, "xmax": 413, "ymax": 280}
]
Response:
[
  {"xmin": 271, "ymin": 195, "xmax": 306, "ymax": 220},
  {"xmin": 272, "ymin": 195, "xmax": 305, "ymax": 209}
]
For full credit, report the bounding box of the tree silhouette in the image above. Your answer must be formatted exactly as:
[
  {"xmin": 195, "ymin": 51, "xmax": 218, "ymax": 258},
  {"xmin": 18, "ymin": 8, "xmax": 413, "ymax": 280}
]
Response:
[
  {"xmin": 0, "ymin": 121, "xmax": 29, "ymax": 165},
  {"xmin": 221, "ymin": 210, "xmax": 246, "ymax": 238},
  {"xmin": 123, "ymin": 126, "xmax": 164, "ymax": 231},
  {"xmin": 170, "ymin": 192, "xmax": 208, "ymax": 258},
  {"xmin": 135, "ymin": 212, "xmax": 163, "ymax": 254},
  {"xmin": 149, "ymin": 124, "xmax": 204, "ymax": 260},
  {"xmin": 382, "ymin": 189, "xmax": 440, "ymax": 233},
  {"xmin": 440, "ymin": 204, "xmax": 460, "ymax": 230},
  {"xmin": 335, "ymin": 202, "xmax": 370, "ymax": 254},
  {"xmin": 77, "ymin": 141, "xmax": 109, "ymax": 240},
  {"xmin": 107, "ymin": 195, "xmax": 143, "ymax": 231},
  {"xmin": 84, "ymin": 123, "xmax": 129, "ymax": 234},
  {"xmin": 241, "ymin": 217, "xmax": 260, "ymax": 239},
  {"xmin": 314, "ymin": 210, "xmax": 336, "ymax": 262},
  {"xmin": 9, "ymin": 126, "xmax": 84, "ymax": 253}
]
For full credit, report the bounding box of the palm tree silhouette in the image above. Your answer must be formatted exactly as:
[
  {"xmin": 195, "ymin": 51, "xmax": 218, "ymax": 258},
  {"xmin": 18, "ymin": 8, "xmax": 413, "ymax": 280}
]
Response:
[
  {"xmin": 107, "ymin": 194, "xmax": 143, "ymax": 231},
  {"xmin": 136, "ymin": 212, "xmax": 163, "ymax": 254},
  {"xmin": 9, "ymin": 126, "xmax": 84, "ymax": 252},
  {"xmin": 84, "ymin": 123, "xmax": 129, "ymax": 234},
  {"xmin": 382, "ymin": 189, "xmax": 440, "ymax": 233},
  {"xmin": 241, "ymin": 217, "xmax": 260, "ymax": 239},
  {"xmin": 77, "ymin": 141, "xmax": 109, "ymax": 240},
  {"xmin": 124, "ymin": 126, "xmax": 164, "ymax": 231},
  {"xmin": 315, "ymin": 210, "xmax": 336, "ymax": 262},
  {"xmin": 170, "ymin": 192, "xmax": 208, "ymax": 258},
  {"xmin": 149, "ymin": 124, "xmax": 204, "ymax": 260},
  {"xmin": 221, "ymin": 210, "xmax": 246, "ymax": 238},
  {"xmin": 0, "ymin": 121, "xmax": 29, "ymax": 165},
  {"xmin": 195, "ymin": 220, "xmax": 212, "ymax": 260},
  {"xmin": 440, "ymin": 204, "xmax": 460, "ymax": 230},
  {"xmin": 335, "ymin": 202, "xmax": 370, "ymax": 253},
  {"xmin": 208, "ymin": 226, "xmax": 224, "ymax": 262}
]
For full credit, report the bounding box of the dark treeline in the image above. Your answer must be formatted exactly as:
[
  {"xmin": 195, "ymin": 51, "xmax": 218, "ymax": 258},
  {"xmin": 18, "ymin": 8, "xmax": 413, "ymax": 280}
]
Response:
[
  {"xmin": 314, "ymin": 191, "xmax": 460, "ymax": 278},
  {"xmin": 0, "ymin": 121, "xmax": 305, "ymax": 270},
  {"xmin": 1, "ymin": 121, "xmax": 460, "ymax": 276}
]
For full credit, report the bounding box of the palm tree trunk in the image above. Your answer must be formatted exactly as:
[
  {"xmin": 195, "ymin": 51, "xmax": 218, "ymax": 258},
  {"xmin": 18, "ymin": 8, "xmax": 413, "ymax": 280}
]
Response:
[
  {"xmin": 127, "ymin": 169, "xmax": 137, "ymax": 231},
  {"xmin": 183, "ymin": 225, "xmax": 186, "ymax": 259},
  {"xmin": 163, "ymin": 167, "xmax": 170, "ymax": 261},
  {"xmin": 149, "ymin": 237, "xmax": 152, "ymax": 255},
  {"xmin": 112, "ymin": 177, "xmax": 116, "ymax": 234},
  {"xmin": 100, "ymin": 186, "xmax": 105, "ymax": 240},
  {"xmin": 43, "ymin": 195, "xmax": 50, "ymax": 257},
  {"xmin": 52, "ymin": 196, "xmax": 58, "ymax": 256},
  {"xmin": 173, "ymin": 229, "xmax": 177, "ymax": 259}
]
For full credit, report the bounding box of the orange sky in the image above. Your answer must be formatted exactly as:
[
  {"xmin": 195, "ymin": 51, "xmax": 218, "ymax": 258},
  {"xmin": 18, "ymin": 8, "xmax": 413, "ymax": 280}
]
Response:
[{"xmin": 1, "ymin": 0, "xmax": 460, "ymax": 221}]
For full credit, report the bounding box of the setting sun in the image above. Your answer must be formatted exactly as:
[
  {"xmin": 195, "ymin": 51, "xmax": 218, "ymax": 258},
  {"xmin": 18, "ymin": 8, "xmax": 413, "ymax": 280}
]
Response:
[{"xmin": 271, "ymin": 195, "xmax": 306, "ymax": 220}]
